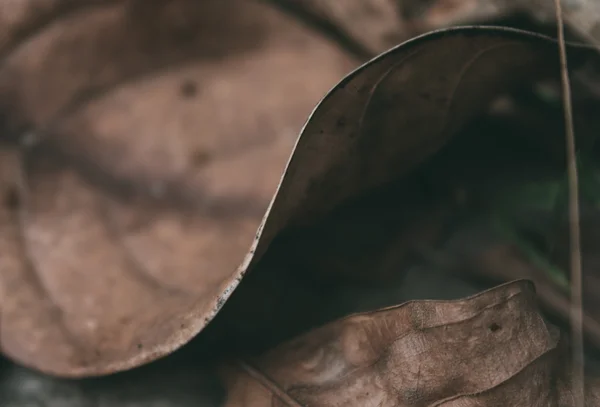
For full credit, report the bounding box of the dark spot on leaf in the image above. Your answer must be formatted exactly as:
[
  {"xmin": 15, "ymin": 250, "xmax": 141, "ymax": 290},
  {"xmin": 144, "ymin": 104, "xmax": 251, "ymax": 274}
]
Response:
[
  {"xmin": 403, "ymin": 388, "xmax": 422, "ymax": 402},
  {"xmin": 137, "ymin": 343, "xmax": 143, "ymax": 349},
  {"xmin": 191, "ymin": 149, "xmax": 211, "ymax": 166},
  {"xmin": 337, "ymin": 117, "xmax": 347, "ymax": 127},
  {"xmin": 489, "ymin": 323, "xmax": 501, "ymax": 332},
  {"xmin": 216, "ymin": 295, "xmax": 227, "ymax": 310},
  {"xmin": 180, "ymin": 80, "xmax": 198, "ymax": 99},
  {"xmin": 3, "ymin": 186, "xmax": 19, "ymax": 211}
]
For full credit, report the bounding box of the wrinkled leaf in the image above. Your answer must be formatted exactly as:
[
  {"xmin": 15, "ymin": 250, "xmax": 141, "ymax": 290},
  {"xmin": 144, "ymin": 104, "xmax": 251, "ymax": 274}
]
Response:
[
  {"xmin": 207, "ymin": 26, "xmax": 599, "ymax": 359},
  {"xmin": 221, "ymin": 280, "xmax": 600, "ymax": 406},
  {"xmin": 243, "ymin": 27, "xmax": 590, "ymax": 280},
  {"xmin": 0, "ymin": 0, "xmax": 356, "ymax": 377}
]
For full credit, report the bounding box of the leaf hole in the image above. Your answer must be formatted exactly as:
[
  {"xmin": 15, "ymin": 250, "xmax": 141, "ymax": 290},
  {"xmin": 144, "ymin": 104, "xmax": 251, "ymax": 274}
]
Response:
[
  {"xmin": 180, "ymin": 80, "xmax": 198, "ymax": 99},
  {"xmin": 489, "ymin": 323, "xmax": 501, "ymax": 332}
]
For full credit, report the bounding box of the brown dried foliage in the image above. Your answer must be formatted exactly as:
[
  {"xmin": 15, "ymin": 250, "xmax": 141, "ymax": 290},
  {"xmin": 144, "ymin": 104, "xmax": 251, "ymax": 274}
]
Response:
[
  {"xmin": 1, "ymin": 2, "xmax": 600, "ymax": 406},
  {"xmin": 0, "ymin": 0, "xmax": 355, "ymax": 377},
  {"xmin": 222, "ymin": 281, "xmax": 600, "ymax": 406}
]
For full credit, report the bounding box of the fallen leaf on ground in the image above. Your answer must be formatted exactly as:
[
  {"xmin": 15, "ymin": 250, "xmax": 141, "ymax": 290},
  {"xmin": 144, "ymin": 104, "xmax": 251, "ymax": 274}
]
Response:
[
  {"xmin": 0, "ymin": 0, "xmax": 356, "ymax": 377},
  {"xmin": 221, "ymin": 280, "xmax": 600, "ymax": 406},
  {"xmin": 242, "ymin": 27, "xmax": 590, "ymax": 282},
  {"xmin": 200, "ymin": 27, "xmax": 595, "ymax": 357}
]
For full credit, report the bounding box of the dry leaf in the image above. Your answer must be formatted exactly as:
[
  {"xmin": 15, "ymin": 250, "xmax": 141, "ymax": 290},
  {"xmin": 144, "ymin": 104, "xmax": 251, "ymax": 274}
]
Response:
[
  {"xmin": 0, "ymin": 0, "xmax": 356, "ymax": 377},
  {"xmin": 241, "ymin": 27, "xmax": 591, "ymax": 281},
  {"xmin": 202, "ymin": 26, "xmax": 597, "ymax": 359},
  {"xmin": 221, "ymin": 280, "xmax": 600, "ymax": 406}
]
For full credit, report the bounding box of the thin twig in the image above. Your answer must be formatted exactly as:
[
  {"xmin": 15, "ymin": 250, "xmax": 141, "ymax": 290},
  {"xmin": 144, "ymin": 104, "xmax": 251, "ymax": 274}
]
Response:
[{"xmin": 553, "ymin": 0, "xmax": 585, "ymax": 405}]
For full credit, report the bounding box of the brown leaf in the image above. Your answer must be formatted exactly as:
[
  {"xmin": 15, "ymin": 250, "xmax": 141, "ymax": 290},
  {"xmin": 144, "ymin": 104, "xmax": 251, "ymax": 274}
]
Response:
[
  {"xmin": 204, "ymin": 26, "xmax": 597, "ymax": 361},
  {"xmin": 0, "ymin": 0, "xmax": 356, "ymax": 377},
  {"xmin": 221, "ymin": 280, "xmax": 600, "ymax": 406},
  {"xmin": 242, "ymin": 27, "xmax": 592, "ymax": 284},
  {"xmin": 180, "ymin": 28, "xmax": 592, "ymax": 365}
]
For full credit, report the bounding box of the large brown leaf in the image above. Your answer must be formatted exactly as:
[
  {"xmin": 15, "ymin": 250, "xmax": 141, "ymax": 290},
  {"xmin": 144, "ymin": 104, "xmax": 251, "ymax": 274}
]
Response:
[
  {"xmin": 240, "ymin": 27, "xmax": 590, "ymax": 280},
  {"xmin": 0, "ymin": 0, "xmax": 356, "ymax": 377},
  {"xmin": 221, "ymin": 280, "xmax": 600, "ymax": 406},
  {"xmin": 204, "ymin": 26, "xmax": 597, "ymax": 358}
]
